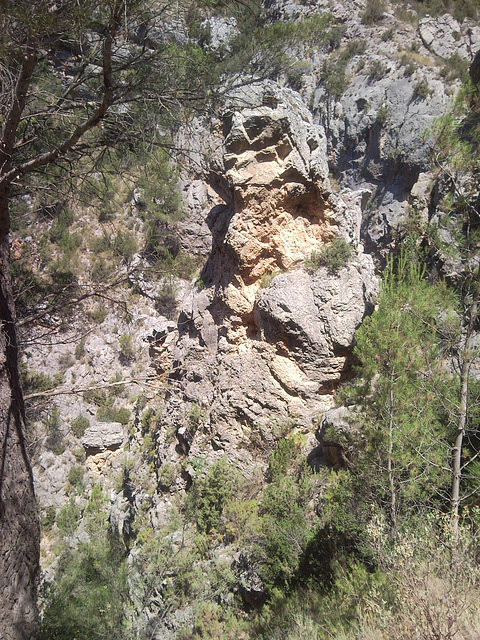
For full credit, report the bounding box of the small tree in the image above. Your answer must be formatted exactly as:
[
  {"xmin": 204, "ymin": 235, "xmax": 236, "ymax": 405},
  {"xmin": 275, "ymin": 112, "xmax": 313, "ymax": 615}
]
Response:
[
  {"xmin": 429, "ymin": 78, "xmax": 480, "ymax": 538},
  {"xmin": 351, "ymin": 251, "xmax": 454, "ymax": 533}
]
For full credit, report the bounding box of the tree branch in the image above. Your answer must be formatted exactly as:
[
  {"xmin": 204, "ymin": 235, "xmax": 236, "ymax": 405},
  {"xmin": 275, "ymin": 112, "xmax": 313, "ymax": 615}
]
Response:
[{"xmin": 0, "ymin": 4, "xmax": 121, "ymax": 192}]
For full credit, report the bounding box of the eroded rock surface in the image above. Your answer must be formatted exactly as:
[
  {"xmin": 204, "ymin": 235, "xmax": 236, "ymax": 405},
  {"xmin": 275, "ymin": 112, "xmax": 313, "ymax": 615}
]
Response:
[{"xmin": 156, "ymin": 83, "xmax": 378, "ymax": 478}]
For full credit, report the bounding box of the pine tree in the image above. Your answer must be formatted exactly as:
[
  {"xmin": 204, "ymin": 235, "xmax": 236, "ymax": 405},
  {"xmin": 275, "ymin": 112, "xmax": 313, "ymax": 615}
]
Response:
[
  {"xmin": 352, "ymin": 252, "xmax": 454, "ymax": 532},
  {"xmin": 429, "ymin": 76, "xmax": 480, "ymax": 538}
]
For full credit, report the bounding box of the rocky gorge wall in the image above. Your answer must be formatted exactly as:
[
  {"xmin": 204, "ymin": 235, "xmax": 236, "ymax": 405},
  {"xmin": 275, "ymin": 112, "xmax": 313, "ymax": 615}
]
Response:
[{"xmin": 20, "ymin": 1, "xmax": 480, "ymax": 634}]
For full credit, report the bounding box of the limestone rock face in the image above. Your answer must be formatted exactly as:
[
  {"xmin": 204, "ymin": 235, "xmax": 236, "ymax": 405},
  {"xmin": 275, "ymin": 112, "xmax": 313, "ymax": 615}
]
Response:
[
  {"xmin": 255, "ymin": 256, "xmax": 375, "ymax": 385},
  {"xmin": 263, "ymin": 0, "xmax": 478, "ymax": 257},
  {"xmin": 195, "ymin": 83, "xmax": 372, "ymax": 342},
  {"xmin": 157, "ymin": 83, "xmax": 378, "ymax": 477},
  {"xmin": 419, "ymin": 14, "xmax": 480, "ymax": 60},
  {"xmin": 208, "ymin": 85, "xmax": 332, "ymax": 285}
]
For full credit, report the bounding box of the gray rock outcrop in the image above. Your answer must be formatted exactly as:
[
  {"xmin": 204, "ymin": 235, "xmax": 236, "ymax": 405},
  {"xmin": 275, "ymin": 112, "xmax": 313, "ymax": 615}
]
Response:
[
  {"xmin": 156, "ymin": 82, "xmax": 378, "ymax": 479},
  {"xmin": 419, "ymin": 14, "xmax": 480, "ymax": 60},
  {"xmin": 82, "ymin": 422, "xmax": 125, "ymax": 454}
]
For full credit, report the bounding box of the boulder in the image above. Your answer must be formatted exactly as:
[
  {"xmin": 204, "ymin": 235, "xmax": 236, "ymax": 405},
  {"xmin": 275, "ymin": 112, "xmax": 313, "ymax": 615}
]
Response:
[
  {"xmin": 255, "ymin": 256, "xmax": 377, "ymax": 386},
  {"xmin": 82, "ymin": 422, "xmax": 124, "ymax": 454}
]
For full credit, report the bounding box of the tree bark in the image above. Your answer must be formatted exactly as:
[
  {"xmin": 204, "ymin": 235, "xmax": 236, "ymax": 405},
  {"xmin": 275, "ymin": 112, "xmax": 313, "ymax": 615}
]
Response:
[{"xmin": 0, "ymin": 221, "xmax": 40, "ymax": 640}]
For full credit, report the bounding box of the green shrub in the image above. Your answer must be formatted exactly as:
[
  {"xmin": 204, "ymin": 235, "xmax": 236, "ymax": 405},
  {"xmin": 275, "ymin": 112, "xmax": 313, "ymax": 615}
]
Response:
[
  {"xmin": 67, "ymin": 465, "xmax": 84, "ymax": 492},
  {"xmin": 268, "ymin": 438, "xmax": 296, "ymax": 482},
  {"xmin": 74, "ymin": 339, "xmax": 86, "ymax": 360},
  {"xmin": 71, "ymin": 415, "xmax": 89, "ymax": 438},
  {"xmin": 97, "ymin": 405, "xmax": 117, "ymax": 422},
  {"xmin": 224, "ymin": 498, "xmax": 259, "ymax": 543},
  {"xmin": 23, "ymin": 368, "xmax": 61, "ymax": 394},
  {"xmin": 44, "ymin": 405, "xmax": 65, "ymax": 455},
  {"xmin": 381, "ymin": 27, "xmax": 395, "ymax": 41},
  {"xmin": 189, "ymin": 457, "xmax": 236, "ymax": 534},
  {"xmin": 368, "ymin": 59, "xmax": 388, "ymax": 81},
  {"xmin": 361, "ymin": 0, "xmax": 386, "ymax": 24},
  {"xmin": 90, "ymin": 304, "xmax": 107, "ymax": 324},
  {"xmin": 144, "ymin": 223, "xmax": 178, "ymax": 260},
  {"xmin": 119, "ymin": 333, "xmax": 135, "ymax": 361},
  {"xmin": 158, "ymin": 462, "xmax": 176, "ymax": 489},
  {"xmin": 44, "ymin": 405, "xmax": 61, "ymax": 430},
  {"xmin": 39, "ymin": 526, "xmax": 130, "ymax": 640},
  {"xmin": 325, "ymin": 24, "xmax": 346, "ymax": 51},
  {"xmin": 256, "ymin": 474, "xmax": 311, "ymax": 590},
  {"xmin": 135, "ymin": 148, "xmax": 183, "ymax": 225},
  {"xmin": 413, "ymin": 78, "xmax": 431, "ymax": 100},
  {"xmin": 404, "ymin": 0, "xmax": 478, "ymax": 21},
  {"xmin": 53, "ymin": 373, "xmax": 65, "ymax": 386},
  {"xmin": 84, "ymin": 388, "xmax": 108, "ymax": 406},
  {"xmin": 112, "ymin": 230, "xmax": 137, "ymax": 260},
  {"xmin": 169, "ymin": 251, "xmax": 198, "ymax": 279},
  {"xmin": 91, "ymin": 257, "xmax": 113, "ymax": 282},
  {"xmin": 49, "ymin": 208, "xmax": 75, "ymax": 244},
  {"xmin": 49, "ymin": 261, "xmax": 77, "ymax": 287},
  {"xmin": 97, "ymin": 405, "xmax": 130, "ymax": 425},
  {"xmin": 189, "ymin": 403, "xmax": 204, "ymax": 433},
  {"xmin": 108, "ymin": 373, "xmax": 123, "ymax": 397},
  {"xmin": 441, "ymin": 53, "xmax": 469, "ymax": 83},
  {"xmin": 57, "ymin": 230, "xmax": 82, "ymax": 255},
  {"xmin": 74, "ymin": 447, "xmax": 86, "ymax": 463},
  {"xmin": 115, "ymin": 407, "xmax": 131, "ymax": 425},
  {"xmin": 41, "ymin": 505, "xmax": 57, "ymax": 532},
  {"xmin": 95, "ymin": 405, "xmax": 116, "ymax": 422},
  {"xmin": 56, "ymin": 497, "xmax": 81, "ymax": 536},
  {"xmin": 376, "ymin": 103, "xmax": 390, "ymax": 126},
  {"xmin": 306, "ymin": 237, "xmax": 353, "ymax": 275},
  {"xmin": 319, "ymin": 58, "xmax": 349, "ymax": 99},
  {"xmin": 404, "ymin": 62, "xmax": 417, "ymax": 77},
  {"xmin": 141, "ymin": 407, "xmax": 155, "ymax": 434},
  {"xmin": 91, "ymin": 232, "xmax": 111, "ymax": 254},
  {"xmin": 344, "ymin": 38, "xmax": 367, "ymax": 57}
]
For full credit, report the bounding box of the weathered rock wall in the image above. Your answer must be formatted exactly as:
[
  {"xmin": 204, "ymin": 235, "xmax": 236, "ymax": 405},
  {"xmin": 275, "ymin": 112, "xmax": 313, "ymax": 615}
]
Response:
[
  {"xmin": 155, "ymin": 83, "xmax": 377, "ymax": 481},
  {"xmin": 264, "ymin": 0, "xmax": 480, "ymax": 255}
]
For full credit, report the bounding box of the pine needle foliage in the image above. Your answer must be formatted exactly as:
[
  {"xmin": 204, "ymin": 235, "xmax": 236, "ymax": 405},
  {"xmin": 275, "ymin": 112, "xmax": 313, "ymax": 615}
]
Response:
[{"xmin": 348, "ymin": 251, "xmax": 456, "ymax": 526}]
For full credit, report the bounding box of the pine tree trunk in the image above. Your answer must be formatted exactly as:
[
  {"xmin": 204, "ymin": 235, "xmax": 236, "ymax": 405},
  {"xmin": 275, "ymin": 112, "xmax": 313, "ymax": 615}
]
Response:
[
  {"xmin": 451, "ymin": 292, "xmax": 478, "ymax": 542},
  {"xmin": 0, "ymin": 217, "xmax": 40, "ymax": 639},
  {"xmin": 451, "ymin": 357, "xmax": 469, "ymax": 541},
  {"xmin": 388, "ymin": 386, "xmax": 396, "ymax": 535}
]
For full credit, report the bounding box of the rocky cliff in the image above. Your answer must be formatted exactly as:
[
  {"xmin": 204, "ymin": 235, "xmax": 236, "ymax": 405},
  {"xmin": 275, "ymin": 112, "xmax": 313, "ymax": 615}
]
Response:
[{"xmin": 154, "ymin": 82, "xmax": 377, "ymax": 486}]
